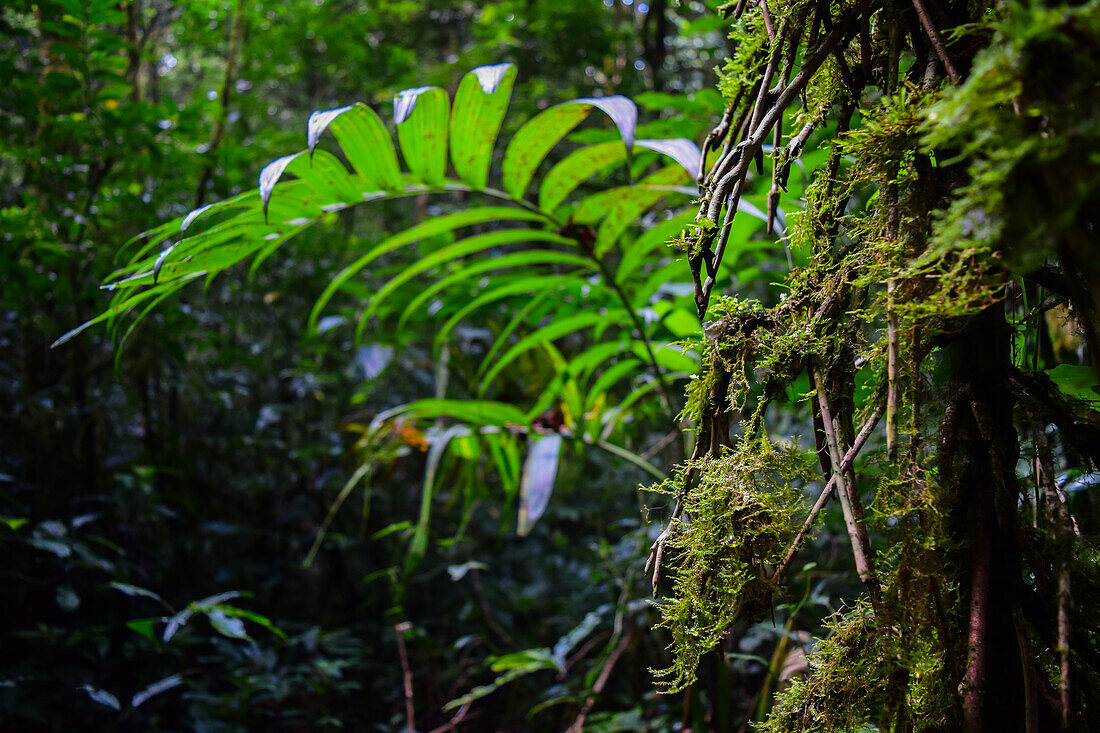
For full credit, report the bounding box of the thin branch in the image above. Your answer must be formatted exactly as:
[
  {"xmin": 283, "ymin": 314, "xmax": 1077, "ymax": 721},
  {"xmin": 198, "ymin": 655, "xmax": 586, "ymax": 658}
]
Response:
[
  {"xmin": 759, "ymin": 0, "xmax": 776, "ymax": 43},
  {"xmin": 771, "ymin": 399, "xmax": 884, "ymax": 585},
  {"xmin": 885, "ymin": 163, "xmax": 901, "ymax": 463},
  {"xmin": 646, "ymin": 419, "xmax": 710, "ymax": 591},
  {"xmin": 567, "ymin": 626, "xmax": 636, "ymax": 733},
  {"xmin": 1036, "ymin": 424, "xmax": 1076, "ymax": 728},
  {"xmin": 886, "ymin": 279, "xmax": 899, "ymax": 462},
  {"xmin": 427, "ymin": 703, "xmax": 472, "ymax": 733},
  {"xmin": 695, "ymin": 8, "xmax": 860, "ymax": 318},
  {"xmin": 812, "ymin": 366, "xmax": 881, "ymax": 609},
  {"xmin": 195, "ymin": 0, "xmax": 248, "ymax": 207},
  {"xmin": 394, "ymin": 622, "xmax": 416, "ymax": 733},
  {"xmin": 1012, "ymin": 607, "xmax": 1041, "ymax": 733},
  {"xmin": 1057, "ymin": 562, "xmax": 1072, "ymax": 730},
  {"xmin": 910, "ymin": 0, "xmax": 960, "ymax": 82}
]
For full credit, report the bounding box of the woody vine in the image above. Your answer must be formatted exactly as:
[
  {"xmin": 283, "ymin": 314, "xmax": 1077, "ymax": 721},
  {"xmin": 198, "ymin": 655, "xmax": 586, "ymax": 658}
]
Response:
[{"xmin": 645, "ymin": 0, "xmax": 1100, "ymax": 729}]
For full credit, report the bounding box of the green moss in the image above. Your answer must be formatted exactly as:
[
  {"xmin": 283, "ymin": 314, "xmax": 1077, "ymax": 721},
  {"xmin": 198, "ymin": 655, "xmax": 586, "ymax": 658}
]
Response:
[
  {"xmin": 650, "ymin": 436, "xmax": 813, "ymax": 692},
  {"xmin": 657, "ymin": 0, "xmax": 1100, "ymax": 727}
]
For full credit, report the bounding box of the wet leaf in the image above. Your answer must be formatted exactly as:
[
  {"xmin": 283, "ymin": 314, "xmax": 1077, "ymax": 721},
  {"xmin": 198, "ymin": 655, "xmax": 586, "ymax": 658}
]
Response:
[
  {"xmin": 108, "ymin": 581, "xmax": 163, "ymax": 603},
  {"xmin": 206, "ymin": 607, "xmax": 249, "ymax": 640},
  {"xmin": 636, "ymin": 138, "xmax": 703, "ymax": 182},
  {"xmin": 258, "ymin": 152, "xmax": 304, "ymax": 222},
  {"xmin": 451, "ymin": 63, "xmax": 516, "ymax": 190},
  {"xmin": 517, "ymin": 433, "xmax": 563, "ymax": 536},
  {"xmin": 81, "ymin": 685, "xmax": 121, "ymax": 711},
  {"xmin": 573, "ymin": 95, "xmax": 638, "ymax": 154},
  {"xmin": 180, "ymin": 204, "xmax": 213, "ymax": 232},
  {"xmin": 316, "ymin": 103, "xmax": 403, "ymax": 191},
  {"xmin": 130, "ymin": 674, "xmax": 184, "ymax": 708},
  {"xmin": 472, "ymin": 63, "xmax": 513, "ymax": 94},
  {"xmin": 395, "ymin": 86, "xmax": 449, "ymax": 186},
  {"xmin": 56, "ymin": 585, "xmax": 80, "ymax": 612}
]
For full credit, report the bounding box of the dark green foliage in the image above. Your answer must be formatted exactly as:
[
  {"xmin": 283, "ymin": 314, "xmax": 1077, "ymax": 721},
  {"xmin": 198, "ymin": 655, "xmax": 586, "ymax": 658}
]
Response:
[{"xmin": 7, "ymin": 0, "xmax": 1100, "ymax": 730}]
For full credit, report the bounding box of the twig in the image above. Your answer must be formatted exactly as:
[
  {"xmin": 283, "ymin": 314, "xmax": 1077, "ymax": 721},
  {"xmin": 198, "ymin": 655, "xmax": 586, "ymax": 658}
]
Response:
[
  {"xmin": 1012, "ymin": 607, "xmax": 1040, "ymax": 733},
  {"xmin": 567, "ymin": 626, "xmax": 636, "ymax": 733},
  {"xmin": 886, "ymin": 279, "xmax": 899, "ymax": 462},
  {"xmin": 471, "ymin": 570, "xmax": 516, "ymax": 647},
  {"xmin": 646, "ymin": 425, "xmax": 709, "ymax": 591},
  {"xmin": 1036, "ymin": 424, "xmax": 1076, "ymax": 728},
  {"xmin": 771, "ymin": 400, "xmax": 884, "ymax": 585},
  {"xmin": 812, "ymin": 366, "xmax": 881, "ymax": 609},
  {"xmin": 427, "ymin": 703, "xmax": 472, "ymax": 733},
  {"xmin": 591, "ymin": 249, "xmax": 677, "ymax": 417},
  {"xmin": 642, "ymin": 429, "xmax": 682, "ymax": 461},
  {"xmin": 885, "ymin": 165, "xmax": 901, "ymax": 463},
  {"xmin": 1057, "ymin": 563, "xmax": 1072, "ymax": 731},
  {"xmin": 394, "ymin": 622, "xmax": 416, "ymax": 733},
  {"xmin": 758, "ymin": 0, "xmax": 776, "ymax": 43},
  {"xmin": 910, "ymin": 0, "xmax": 960, "ymax": 82},
  {"xmin": 695, "ymin": 7, "xmax": 860, "ymax": 318},
  {"xmin": 195, "ymin": 0, "xmax": 248, "ymax": 207}
]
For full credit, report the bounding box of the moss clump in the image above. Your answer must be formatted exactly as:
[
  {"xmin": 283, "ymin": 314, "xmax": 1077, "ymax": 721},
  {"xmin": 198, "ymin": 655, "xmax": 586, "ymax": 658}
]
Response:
[{"xmin": 650, "ymin": 436, "xmax": 812, "ymax": 692}]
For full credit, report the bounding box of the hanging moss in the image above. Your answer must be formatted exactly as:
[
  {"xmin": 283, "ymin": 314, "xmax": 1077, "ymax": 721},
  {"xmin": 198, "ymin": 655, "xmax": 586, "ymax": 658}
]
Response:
[
  {"xmin": 649, "ymin": 0, "xmax": 1100, "ymax": 728},
  {"xmin": 650, "ymin": 436, "xmax": 813, "ymax": 691}
]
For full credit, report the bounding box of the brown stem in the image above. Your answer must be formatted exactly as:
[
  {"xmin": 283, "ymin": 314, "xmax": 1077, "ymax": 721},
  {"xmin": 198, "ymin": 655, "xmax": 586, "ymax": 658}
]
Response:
[
  {"xmin": 394, "ymin": 622, "xmax": 416, "ymax": 733},
  {"xmin": 1012, "ymin": 607, "xmax": 1040, "ymax": 733},
  {"xmin": 885, "ymin": 162, "xmax": 901, "ymax": 463},
  {"xmin": 910, "ymin": 0, "xmax": 960, "ymax": 82},
  {"xmin": 759, "ymin": 0, "xmax": 775, "ymax": 43},
  {"xmin": 771, "ymin": 400, "xmax": 884, "ymax": 585},
  {"xmin": 812, "ymin": 366, "xmax": 881, "ymax": 608},
  {"xmin": 195, "ymin": 0, "xmax": 247, "ymax": 207},
  {"xmin": 427, "ymin": 703, "xmax": 472, "ymax": 733},
  {"xmin": 696, "ymin": 9, "xmax": 860, "ymax": 318},
  {"xmin": 961, "ymin": 472, "xmax": 992, "ymax": 732},
  {"xmin": 1057, "ymin": 563, "xmax": 1072, "ymax": 730},
  {"xmin": 566, "ymin": 626, "xmax": 635, "ymax": 733},
  {"xmin": 646, "ymin": 419, "xmax": 710, "ymax": 591},
  {"xmin": 886, "ymin": 280, "xmax": 899, "ymax": 462}
]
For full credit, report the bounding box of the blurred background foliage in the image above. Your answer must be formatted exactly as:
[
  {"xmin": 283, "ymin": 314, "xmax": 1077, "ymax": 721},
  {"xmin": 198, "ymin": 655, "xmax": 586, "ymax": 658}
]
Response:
[{"xmin": 0, "ymin": 2, "xmax": 743, "ymax": 730}]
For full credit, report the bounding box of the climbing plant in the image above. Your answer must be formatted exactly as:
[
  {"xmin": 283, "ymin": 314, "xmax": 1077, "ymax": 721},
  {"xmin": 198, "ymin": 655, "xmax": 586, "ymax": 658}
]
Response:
[{"xmin": 646, "ymin": 0, "xmax": 1100, "ymax": 729}]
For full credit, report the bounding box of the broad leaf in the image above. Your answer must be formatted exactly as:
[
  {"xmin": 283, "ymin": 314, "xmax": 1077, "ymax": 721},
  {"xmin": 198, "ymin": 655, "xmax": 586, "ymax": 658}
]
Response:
[
  {"xmin": 479, "ymin": 310, "xmax": 628, "ymax": 392},
  {"xmin": 450, "ymin": 63, "xmax": 517, "ymax": 190},
  {"xmin": 501, "ymin": 103, "xmax": 593, "ymax": 199},
  {"xmin": 309, "ymin": 206, "xmax": 547, "ymax": 330},
  {"xmin": 395, "ymin": 86, "xmax": 449, "ymax": 186},
  {"xmin": 539, "ymin": 140, "xmax": 629, "ymax": 213},
  {"xmin": 315, "ymin": 103, "xmax": 403, "ymax": 191}
]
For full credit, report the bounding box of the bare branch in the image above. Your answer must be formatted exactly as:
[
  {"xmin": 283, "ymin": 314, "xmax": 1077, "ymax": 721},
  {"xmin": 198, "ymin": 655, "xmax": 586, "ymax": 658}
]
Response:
[
  {"xmin": 394, "ymin": 622, "xmax": 417, "ymax": 733},
  {"xmin": 771, "ymin": 400, "xmax": 885, "ymax": 585},
  {"xmin": 910, "ymin": 0, "xmax": 960, "ymax": 82},
  {"xmin": 812, "ymin": 366, "xmax": 881, "ymax": 608}
]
